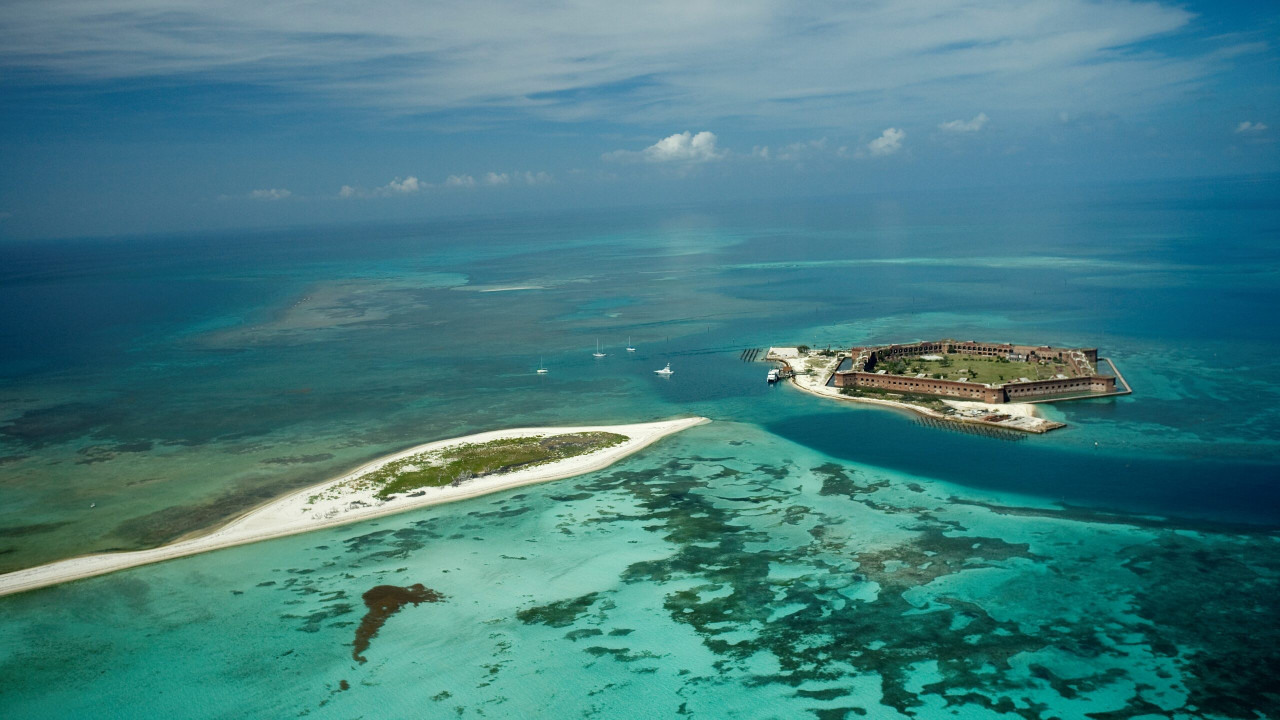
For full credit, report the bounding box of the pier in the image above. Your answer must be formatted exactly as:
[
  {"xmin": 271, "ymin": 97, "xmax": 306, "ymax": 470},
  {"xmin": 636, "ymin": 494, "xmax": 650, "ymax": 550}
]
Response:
[{"xmin": 915, "ymin": 415, "xmax": 1028, "ymax": 441}]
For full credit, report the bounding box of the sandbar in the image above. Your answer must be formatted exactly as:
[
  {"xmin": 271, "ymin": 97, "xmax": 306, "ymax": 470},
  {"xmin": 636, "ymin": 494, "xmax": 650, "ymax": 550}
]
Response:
[{"xmin": 0, "ymin": 417, "xmax": 709, "ymax": 597}]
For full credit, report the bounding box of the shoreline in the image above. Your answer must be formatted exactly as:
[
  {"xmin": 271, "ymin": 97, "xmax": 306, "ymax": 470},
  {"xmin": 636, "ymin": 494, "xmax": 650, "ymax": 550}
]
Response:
[{"xmin": 0, "ymin": 417, "xmax": 709, "ymax": 598}]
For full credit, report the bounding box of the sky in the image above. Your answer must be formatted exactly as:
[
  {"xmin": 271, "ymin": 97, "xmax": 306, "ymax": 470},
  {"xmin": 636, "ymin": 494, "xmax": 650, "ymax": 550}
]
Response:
[{"xmin": 0, "ymin": 0, "xmax": 1276, "ymax": 240}]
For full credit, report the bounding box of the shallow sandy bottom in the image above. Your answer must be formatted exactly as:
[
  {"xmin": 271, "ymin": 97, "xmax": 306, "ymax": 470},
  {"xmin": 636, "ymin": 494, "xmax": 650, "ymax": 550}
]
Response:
[{"xmin": 0, "ymin": 417, "xmax": 708, "ymax": 597}]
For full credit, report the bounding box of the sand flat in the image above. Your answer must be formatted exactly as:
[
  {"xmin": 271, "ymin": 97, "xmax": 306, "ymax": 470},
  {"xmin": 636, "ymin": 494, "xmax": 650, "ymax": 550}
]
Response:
[{"xmin": 0, "ymin": 417, "xmax": 708, "ymax": 597}]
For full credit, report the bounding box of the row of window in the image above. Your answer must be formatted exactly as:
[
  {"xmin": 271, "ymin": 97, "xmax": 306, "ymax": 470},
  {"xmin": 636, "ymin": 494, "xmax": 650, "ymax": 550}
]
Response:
[
  {"xmin": 861, "ymin": 378, "xmax": 984, "ymax": 396},
  {"xmin": 1008, "ymin": 381, "xmax": 1100, "ymax": 394}
]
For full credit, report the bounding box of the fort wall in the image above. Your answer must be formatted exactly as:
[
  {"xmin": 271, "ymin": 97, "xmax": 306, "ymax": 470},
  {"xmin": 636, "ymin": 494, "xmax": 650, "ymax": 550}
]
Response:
[
  {"xmin": 833, "ymin": 339, "xmax": 1116, "ymax": 404},
  {"xmin": 834, "ymin": 371, "xmax": 1005, "ymax": 402}
]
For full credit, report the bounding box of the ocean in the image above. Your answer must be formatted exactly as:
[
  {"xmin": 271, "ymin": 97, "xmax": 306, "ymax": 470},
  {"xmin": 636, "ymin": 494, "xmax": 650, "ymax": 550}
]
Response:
[{"xmin": 1, "ymin": 177, "xmax": 1277, "ymax": 718}]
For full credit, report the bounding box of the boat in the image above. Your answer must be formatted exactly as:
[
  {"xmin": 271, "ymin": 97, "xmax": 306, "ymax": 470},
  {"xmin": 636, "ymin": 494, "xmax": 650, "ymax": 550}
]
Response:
[
  {"xmin": 767, "ymin": 369, "xmax": 779, "ymax": 383},
  {"xmin": 536, "ymin": 357, "xmax": 548, "ymax": 374},
  {"xmin": 626, "ymin": 336, "xmax": 636, "ymax": 352},
  {"xmin": 593, "ymin": 339, "xmax": 606, "ymax": 358},
  {"xmin": 654, "ymin": 362, "xmax": 673, "ymax": 376}
]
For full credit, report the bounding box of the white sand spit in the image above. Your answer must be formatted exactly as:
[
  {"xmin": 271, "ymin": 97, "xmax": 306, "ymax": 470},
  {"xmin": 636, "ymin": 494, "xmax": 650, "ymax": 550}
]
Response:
[{"xmin": 0, "ymin": 417, "xmax": 708, "ymax": 597}]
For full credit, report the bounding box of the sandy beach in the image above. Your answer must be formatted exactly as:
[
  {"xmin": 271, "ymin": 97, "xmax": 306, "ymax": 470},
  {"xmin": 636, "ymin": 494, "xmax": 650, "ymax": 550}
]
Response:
[{"xmin": 0, "ymin": 417, "xmax": 708, "ymax": 597}]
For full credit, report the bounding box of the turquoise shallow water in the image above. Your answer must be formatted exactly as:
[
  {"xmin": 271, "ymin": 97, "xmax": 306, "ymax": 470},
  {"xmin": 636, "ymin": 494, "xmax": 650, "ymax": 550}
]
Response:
[
  {"xmin": 2, "ymin": 423, "xmax": 1276, "ymax": 719},
  {"xmin": 1, "ymin": 178, "xmax": 1278, "ymax": 717}
]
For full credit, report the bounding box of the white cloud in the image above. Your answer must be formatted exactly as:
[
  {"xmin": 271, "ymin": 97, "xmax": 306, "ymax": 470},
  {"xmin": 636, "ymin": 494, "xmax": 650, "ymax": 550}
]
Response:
[
  {"xmin": 341, "ymin": 170, "xmax": 549, "ymax": 196},
  {"xmin": 868, "ymin": 127, "xmax": 905, "ymax": 156},
  {"xmin": 646, "ymin": 131, "xmax": 724, "ymax": 163},
  {"xmin": 384, "ymin": 176, "xmax": 421, "ymax": 193},
  {"xmin": 339, "ymin": 176, "xmax": 423, "ymax": 197},
  {"xmin": 607, "ymin": 131, "xmax": 724, "ymax": 163},
  {"xmin": 751, "ymin": 146, "xmax": 770, "ymax": 160},
  {"xmin": 1236, "ymin": 121, "xmax": 1268, "ymax": 134},
  {"xmin": 939, "ymin": 113, "xmax": 989, "ymax": 133},
  {"xmin": 250, "ymin": 188, "xmax": 291, "ymax": 200}
]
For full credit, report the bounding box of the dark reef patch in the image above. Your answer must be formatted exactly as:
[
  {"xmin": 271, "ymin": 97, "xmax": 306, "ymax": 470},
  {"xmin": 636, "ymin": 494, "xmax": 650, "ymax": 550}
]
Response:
[
  {"xmin": 352, "ymin": 583, "xmax": 444, "ymax": 663},
  {"xmin": 854, "ymin": 528, "xmax": 1038, "ymax": 592},
  {"xmin": 468, "ymin": 505, "xmax": 531, "ymax": 520},
  {"xmin": 261, "ymin": 453, "xmax": 335, "ymax": 465},
  {"xmin": 0, "ymin": 402, "xmax": 103, "ymax": 448},
  {"xmin": 0, "ymin": 520, "xmax": 70, "ymax": 538},
  {"xmin": 338, "ymin": 525, "xmax": 436, "ymax": 562},
  {"xmin": 604, "ymin": 465, "xmax": 1049, "ymax": 716},
  {"xmin": 583, "ymin": 646, "xmax": 661, "ymax": 662},
  {"xmin": 812, "ymin": 463, "xmax": 887, "ymax": 497},
  {"xmin": 286, "ymin": 602, "xmax": 354, "ymax": 634},
  {"xmin": 517, "ymin": 592, "xmax": 600, "ymax": 628},
  {"xmin": 1119, "ymin": 534, "xmax": 1280, "ymax": 717},
  {"xmin": 75, "ymin": 441, "xmax": 154, "ymax": 465},
  {"xmin": 549, "ymin": 455, "xmax": 1280, "ymax": 718}
]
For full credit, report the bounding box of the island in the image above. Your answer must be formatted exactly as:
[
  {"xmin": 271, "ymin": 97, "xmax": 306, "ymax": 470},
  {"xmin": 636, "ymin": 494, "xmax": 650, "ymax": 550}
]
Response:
[
  {"xmin": 0, "ymin": 417, "xmax": 709, "ymax": 597},
  {"xmin": 768, "ymin": 339, "xmax": 1130, "ymax": 434}
]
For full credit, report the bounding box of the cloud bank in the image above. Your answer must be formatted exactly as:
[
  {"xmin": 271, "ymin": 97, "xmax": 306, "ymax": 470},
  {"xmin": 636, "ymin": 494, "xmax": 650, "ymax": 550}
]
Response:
[
  {"xmin": 0, "ymin": 0, "xmax": 1225, "ymax": 129},
  {"xmin": 340, "ymin": 171, "xmax": 552, "ymax": 197}
]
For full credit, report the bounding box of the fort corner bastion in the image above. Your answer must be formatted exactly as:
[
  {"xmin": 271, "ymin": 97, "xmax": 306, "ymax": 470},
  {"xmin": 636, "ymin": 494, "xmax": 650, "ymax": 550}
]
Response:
[{"xmin": 833, "ymin": 339, "xmax": 1124, "ymax": 403}]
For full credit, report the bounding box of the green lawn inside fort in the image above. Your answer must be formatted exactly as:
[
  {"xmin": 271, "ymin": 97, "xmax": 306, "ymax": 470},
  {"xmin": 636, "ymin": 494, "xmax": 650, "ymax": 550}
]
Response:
[{"xmin": 879, "ymin": 353, "xmax": 1085, "ymax": 385}]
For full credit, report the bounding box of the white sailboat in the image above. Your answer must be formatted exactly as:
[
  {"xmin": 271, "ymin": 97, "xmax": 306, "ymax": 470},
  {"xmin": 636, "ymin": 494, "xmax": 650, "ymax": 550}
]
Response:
[
  {"xmin": 536, "ymin": 357, "xmax": 548, "ymax": 374},
  {"xmin": 626, "ymin": 336, "xmax": 636, "ymax": 352},
  {"xmin": 593, "ymin": 339, "xmax": 607, "ymax": 358},
  {"xmin": 654, "ymin": 362, "xmax": 673, "ymax": 376}
]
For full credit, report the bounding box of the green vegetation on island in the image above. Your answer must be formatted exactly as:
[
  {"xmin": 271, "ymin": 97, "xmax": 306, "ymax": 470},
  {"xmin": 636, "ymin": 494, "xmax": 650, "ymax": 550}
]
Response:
[
  {"xmin": 838, "ymin": 385, "xmax": 952, "ymax": 412},
  {"xmin": 364, "ymin": 432, "xmax": 628, "ymax": 499},
  {"xmin": 880, "ymin": 353, "xmax": 1081, "ymax": 385}
]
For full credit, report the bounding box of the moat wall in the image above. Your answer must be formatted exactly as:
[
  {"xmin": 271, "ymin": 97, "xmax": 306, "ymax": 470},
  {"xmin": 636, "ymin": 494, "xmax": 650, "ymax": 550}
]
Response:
[{"xmin": 833, "ymin": 339, "xmax": 1117, "ymax": 404}]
